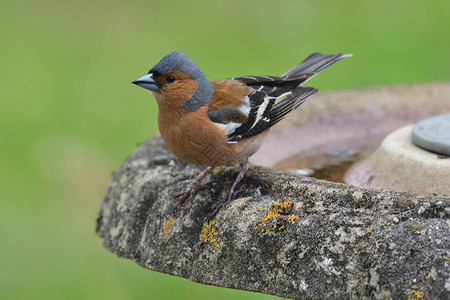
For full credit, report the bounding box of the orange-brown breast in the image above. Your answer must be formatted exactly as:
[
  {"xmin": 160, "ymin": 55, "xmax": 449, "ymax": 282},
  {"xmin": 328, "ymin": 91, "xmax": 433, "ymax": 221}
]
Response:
[
  {"xmin": 154, "ymin": 78, "xmax": 264, "ymax": 167},
  {"xmin": 157, "ymin": 105, "xmax": 236, "ymax": 166}
]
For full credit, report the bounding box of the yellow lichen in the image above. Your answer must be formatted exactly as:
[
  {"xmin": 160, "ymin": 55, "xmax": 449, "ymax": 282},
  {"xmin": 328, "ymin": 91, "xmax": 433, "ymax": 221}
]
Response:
[
  {"xmin": 163, "ymin": 218, "xmax": 176, "ymax": 238},
  {"xmin": 288, "ymin": 215, "xmax": 299, "ymax": 224},
  {"xmin": 406, "ymin": 222, "xmax": 422, "ymax": 231},
  {"xmin": 427, "ymin": 273, "xmax": 432, "ymax": 279},
  {"xmin": 200, "ymin": 220, "xmax": 220, "ymax": 251},
  {"xmin": 254, "ymin": 201, "xmax": 298, "ymax": 232},
  {"xmin": 265, "ymin": 225, "xmax": 273, "ymax": 232},
  {"xmin": 261, "ymin": 207, "xmax": 279, "ymax": 224},
  {"xmin": 414, "ymin": 291, "xmax": 423, "ymax": 299},
  {"xmin": 273, "ymin": 201, "xmax": 293, "ymax": 213},
  {"xmin": 444, "ymin": 256, "xmax": 449, "ymax": 261},
  {"xmin": 239, "ymin": 203, "xmax": 246, "ymax": 209},
  {"xmin": 412, "ymin": 223, "xmax": 422, "ymax": 230},
  {"xmin": 367, "ymin": 227, "xmax": 373, "ymax": 233}
]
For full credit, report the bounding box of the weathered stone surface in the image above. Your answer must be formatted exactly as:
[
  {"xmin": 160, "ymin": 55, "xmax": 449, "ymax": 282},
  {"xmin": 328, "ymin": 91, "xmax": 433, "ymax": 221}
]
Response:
[
  {"xmin": 96, "ymin": 135, "xmax": 450, "ymax": 300},
  {"xmin": 346, "ymin": 125, "xmax": 450, "ymax": 195}
]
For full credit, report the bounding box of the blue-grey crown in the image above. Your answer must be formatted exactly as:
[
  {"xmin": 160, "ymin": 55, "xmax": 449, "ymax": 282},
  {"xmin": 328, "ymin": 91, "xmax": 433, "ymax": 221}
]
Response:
[
  {"xmin": 151, "ymin": 52, "xmax": 213, "ymax": 111},
  {"xmin": 152, "ymin": 52, "xmax": 196, "ymax": 77}
]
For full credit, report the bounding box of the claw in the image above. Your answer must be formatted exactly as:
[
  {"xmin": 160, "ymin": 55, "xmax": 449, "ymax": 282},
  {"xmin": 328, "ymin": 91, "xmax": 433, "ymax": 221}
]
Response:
[
  {"xmin": 172, "ymin": 166, "xmax": 213, "ymax": 213},
  {"xmin": 207, "ymin": 183, "xmax": 247, "ymax": 221},
  {"xmin": 206, "ymin": 161, "xmax": 249, "ymax": 220},
  {"xmin": 209, "ymin": 180, "xmax": 222, "ymax": 188},
  {"xmin": 234, "ymin": 184, "xmax": 247, "ymax": 195},
  {"xmin": 173, "ymin": 189, "xmax": 195, "ymax": 215}
]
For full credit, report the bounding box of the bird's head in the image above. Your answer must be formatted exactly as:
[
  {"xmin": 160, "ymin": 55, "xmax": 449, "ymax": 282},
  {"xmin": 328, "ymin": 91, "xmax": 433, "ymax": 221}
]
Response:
[{"xmin": 133, "ymin": 52, "xmax": 213, "ymax": 111}]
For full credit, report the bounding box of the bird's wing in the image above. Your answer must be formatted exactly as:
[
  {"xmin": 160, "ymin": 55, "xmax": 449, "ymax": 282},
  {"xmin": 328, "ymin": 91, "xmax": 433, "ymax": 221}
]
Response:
[
  {"xmin": 208, "ymin": 52, "xmax": 351, "ymax": 143},
  {"xmin": 208, "ymin": 78, "xmax": 317, "ymax": 143},
  {"xmin": 207, "ymin": 80, "xmax": 252, "ymax": 140}
]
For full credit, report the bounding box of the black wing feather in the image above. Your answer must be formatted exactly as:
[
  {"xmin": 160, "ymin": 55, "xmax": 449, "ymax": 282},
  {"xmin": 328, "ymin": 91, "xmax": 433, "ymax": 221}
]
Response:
[
  {"xmin": 225, "ymin": 52, "xmax": 351, "ymax": 142},
  {"xmin": 234, "ymin": 74, "xmax": 313, "ymax": 89},
  {"xmin": 227, "ymin": 84, "xmax": 318, "ymax": 142}
]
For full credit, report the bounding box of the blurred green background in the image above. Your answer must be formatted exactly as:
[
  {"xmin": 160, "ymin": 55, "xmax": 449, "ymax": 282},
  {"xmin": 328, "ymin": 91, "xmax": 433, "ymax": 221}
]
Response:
[{"xmin": 1, "ymin": 0, "xmax": 448, "ymax": 299}]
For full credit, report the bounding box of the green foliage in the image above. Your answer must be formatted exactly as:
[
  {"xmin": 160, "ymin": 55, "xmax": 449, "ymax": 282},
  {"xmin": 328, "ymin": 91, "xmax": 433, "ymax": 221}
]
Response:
[{"xmin": 1, "ymin": 0, "xmax": 448, "ymax": 299}]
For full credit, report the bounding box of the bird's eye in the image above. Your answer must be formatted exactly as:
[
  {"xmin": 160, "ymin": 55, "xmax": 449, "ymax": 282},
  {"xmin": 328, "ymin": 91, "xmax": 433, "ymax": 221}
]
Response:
[{"xmin": 166, "ymin": 75, "xmax": 176, "ymax": 83}]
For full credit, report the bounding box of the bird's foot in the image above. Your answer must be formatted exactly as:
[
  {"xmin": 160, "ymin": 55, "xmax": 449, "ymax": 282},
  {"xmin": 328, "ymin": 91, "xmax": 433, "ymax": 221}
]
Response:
[
  {"xmin": 173, "ymin": 180, "xmax": 213, "ymax": 215},
  {"xmin": 207, "ymin": 184, "xmax": 247, "ymax": 221},
  {"xmin": 172, "ymin": 166, "xmax": 214, "ymax": 216},
  {"xmin": 206, "ymin": 160, "xmax": 249, "ymax": 221}
]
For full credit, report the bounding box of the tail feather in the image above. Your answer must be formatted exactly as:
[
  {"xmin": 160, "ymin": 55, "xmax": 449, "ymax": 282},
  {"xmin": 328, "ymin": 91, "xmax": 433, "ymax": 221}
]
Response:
[{"xmin": 283, "ymin": 53, "xmax": 352, "ymax": 77}]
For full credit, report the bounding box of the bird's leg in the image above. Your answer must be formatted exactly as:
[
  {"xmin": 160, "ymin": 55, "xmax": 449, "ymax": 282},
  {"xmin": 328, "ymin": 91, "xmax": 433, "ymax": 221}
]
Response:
[
  {"xmin": 174, "ymin": 166, "xmax": 213, "ymax": 214},
  {"xmin": 208, "ymin": 160, "xmax": 249, "ymax": 220}
]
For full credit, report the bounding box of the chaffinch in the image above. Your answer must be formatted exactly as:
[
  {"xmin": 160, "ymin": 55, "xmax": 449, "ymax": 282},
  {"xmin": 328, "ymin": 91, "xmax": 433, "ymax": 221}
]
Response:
[{"xmin": 133, "ymin": 51, "xmax": 351, "ymax": 218}]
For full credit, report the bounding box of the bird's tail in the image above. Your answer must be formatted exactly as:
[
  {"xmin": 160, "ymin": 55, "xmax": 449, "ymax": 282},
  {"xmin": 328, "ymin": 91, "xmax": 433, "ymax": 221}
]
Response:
[{"xmin": 283, "ymin": 53, "xmax": 352, "ymax": 77}]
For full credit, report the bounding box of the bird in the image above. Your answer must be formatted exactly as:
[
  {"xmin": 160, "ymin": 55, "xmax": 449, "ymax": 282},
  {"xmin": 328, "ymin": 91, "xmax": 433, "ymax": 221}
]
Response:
[{"xmin": 132, "ymin": 51, "xmax": 351, "ymax": 218}]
